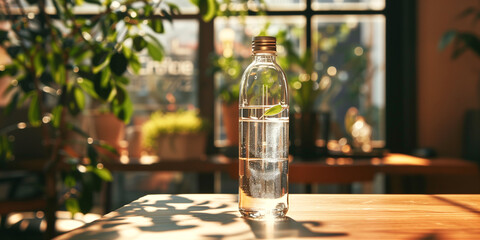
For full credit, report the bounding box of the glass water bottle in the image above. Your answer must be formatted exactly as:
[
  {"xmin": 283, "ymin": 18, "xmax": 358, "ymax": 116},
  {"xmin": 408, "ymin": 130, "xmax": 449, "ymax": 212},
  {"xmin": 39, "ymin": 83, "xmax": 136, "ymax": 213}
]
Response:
[{"xmin": 238, "ymin": 36, "xmax": 289, "ymax": 218}]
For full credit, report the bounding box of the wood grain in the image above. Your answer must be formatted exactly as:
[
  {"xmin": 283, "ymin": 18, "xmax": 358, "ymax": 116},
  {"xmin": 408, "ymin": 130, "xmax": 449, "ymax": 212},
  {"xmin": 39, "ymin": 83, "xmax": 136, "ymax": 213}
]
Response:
[{"xmin": 56, "ymin": 194, "xmax": 480, "ymax": 240}]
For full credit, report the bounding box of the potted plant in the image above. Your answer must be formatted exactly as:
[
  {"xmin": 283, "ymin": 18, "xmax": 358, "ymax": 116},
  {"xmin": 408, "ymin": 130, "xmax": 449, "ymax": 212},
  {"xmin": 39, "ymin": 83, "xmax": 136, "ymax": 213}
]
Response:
[
  {"xmin": 439, "ymin": 5, "xmax": 480, "ymax": 163},
  {"xmin": 0, "ymin": 0, "xmax": 182, "ymax": 236},
  {"xmin": 142, "ymin": 110, "xmax": 208, "ymax": 160},
  {"xmin": 210, "ymin": 54, "xmax": 242, "ymax": 147},
  {"xmin": 276, "ymin": 30, "xmax": 328, "ymax": 158}
]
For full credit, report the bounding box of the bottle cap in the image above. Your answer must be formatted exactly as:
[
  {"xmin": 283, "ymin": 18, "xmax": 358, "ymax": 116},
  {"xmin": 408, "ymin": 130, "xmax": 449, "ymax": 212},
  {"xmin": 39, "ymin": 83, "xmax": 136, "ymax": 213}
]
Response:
[{"xmin": 252, "ymin": 36, "xmax": 276, "ymax": 54}]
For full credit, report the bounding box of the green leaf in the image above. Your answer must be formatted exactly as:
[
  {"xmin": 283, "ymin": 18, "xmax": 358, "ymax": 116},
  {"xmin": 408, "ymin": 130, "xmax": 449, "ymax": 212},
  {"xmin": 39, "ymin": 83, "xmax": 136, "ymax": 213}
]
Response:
[
  {"xmin": 84, "ymin": 0, "xmax": 101, "ymax": 5},
  {"xmin": 92, "ymin": 51, "xmax": 110, "ymax": 74},
  {"xmin": 65, "ymin": 198, "xmax": 80, "ymax": 215},
  {"xmin": 100, "ymin": 67, "xmax": 112, "ymax": 88},
  {"xmin": 93, "ymin": 71, "xmax": 114, "ymax": 101},
  {"xmin": 78, "ymin": 79, "xmax": 99, "ymax": 99},
  {"xmin": 64, "ymin": 174, "xmax": 76, "ymax": 188},
  {"xmin": 161, "ymin": 10, "xmax": 172, "ymax": 23},
  {"xmin": 52, "ymin": 105, "xmax": 63, "ymax": 128},
  {"xmin": 262, "ymin": 104, "xmax": 284, "ymax": 118},
  {"xmin": 191, "ymin": 0, "xmax": 217, "ymax": 22},
  {"xmin": 73, "ymin": 87, "xmax": 85, "ymax": 111},
  {"xmin": 168, "ymin": 3, "xmax": 181, "ymax": 15},
  {"xmin": 438, "ymin": 30, "xmax": 456, "ymax": 50},
  {"xmin": 146, "ymin": 40, "xmax": 164, "ymax": 62},
  {"xmin": 54, "ymin": 64, "xmax": 66, "ymax": 85},
  {"xmin": 28, "ymin": 94, "xmax": 42, "ymax": 127},
  {"xmin": 112, "ymin": 85, "xmax": 133, "ymax": 123},
  {"xmin": 73, "ymin": 48, "xmax": 90, "ymax": 65},
  {"xmin": 148, "ymin": 19, "xmax": 164, "ymax": 33},
  {"xmin": 133, "ymin": 35, "xmax": 147, "ymax": 51},
  {"xmin": 77, "ymin": 79, "xmax": 99, "ymax": 99},
  {"xmin": 0, "ymin": 64, "xmax": 18, "ymax": 78},
  {"xmin": 144, "ymin": 4, "xmax": 153, "ymax": 17},
  {"xmin": 0, "ymin": 135, "xmax": 14, "ymax": 163},
  {"xmin": 116, "ymin": 76, "xmax": 129, "ymax": 85},
  {"xmin": 93, "ymin": 168, "xmax": 112, "ymax": 181},
  {"xmin": 67, "ymin": 92, "xmax": 80, "ymax": 116},
  {"xmin": 34, "ymin": 53, "xmax": 45, "ymax": 77},
  {"xmin": 106, "ymin": 85, "xmax": 117, "ymax": 103},
  {"xmin": 109, "ymin": 52, "xmax": 128, "ymax": 76},
  {"xmin": 128, "ymin": 53, "xmax": 141, "ymax": 74},
  {"xmin": 115, "ymin": 84, "xmax": 126, "ymax": 105},
  {"xmin": 122, "ymin": 44, "xmax": 132, "ymax": 58}
]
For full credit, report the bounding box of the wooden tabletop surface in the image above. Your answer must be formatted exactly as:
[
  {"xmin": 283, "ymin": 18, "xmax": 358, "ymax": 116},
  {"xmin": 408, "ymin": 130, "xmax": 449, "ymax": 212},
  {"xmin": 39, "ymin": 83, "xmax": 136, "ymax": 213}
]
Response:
[{"xmin": 56, "ymin": 194, "xmax": 480, "ymax": 240}]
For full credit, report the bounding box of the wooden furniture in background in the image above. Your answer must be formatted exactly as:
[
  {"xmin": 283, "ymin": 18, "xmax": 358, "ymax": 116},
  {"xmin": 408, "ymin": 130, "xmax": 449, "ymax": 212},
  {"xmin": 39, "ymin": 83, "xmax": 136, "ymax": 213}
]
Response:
[{"xmin": 104, "ymin": 153, "xmax": 479, "ymax": 183}]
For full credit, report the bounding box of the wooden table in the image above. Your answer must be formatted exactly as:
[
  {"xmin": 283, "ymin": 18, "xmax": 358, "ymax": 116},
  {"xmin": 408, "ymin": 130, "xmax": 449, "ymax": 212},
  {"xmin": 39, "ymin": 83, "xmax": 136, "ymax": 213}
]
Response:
[{"xmin": 56, "ymin": 194, "xmax": 480, "ymax": 239}]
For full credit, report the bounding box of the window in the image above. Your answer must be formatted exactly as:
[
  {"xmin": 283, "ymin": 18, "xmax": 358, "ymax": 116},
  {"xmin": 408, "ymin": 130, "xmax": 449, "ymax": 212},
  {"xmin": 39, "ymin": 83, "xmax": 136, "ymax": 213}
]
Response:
[
  {"xmin": 211, "ymin": 1, "xmax": 388, "ymax": 153},
  {"xmin": 312, "ymin": 15, "xmax": 385, "ymax": 147},
  {"xmin": 126, "ymin": 20, "xmax": 199, "ymax": 117}
]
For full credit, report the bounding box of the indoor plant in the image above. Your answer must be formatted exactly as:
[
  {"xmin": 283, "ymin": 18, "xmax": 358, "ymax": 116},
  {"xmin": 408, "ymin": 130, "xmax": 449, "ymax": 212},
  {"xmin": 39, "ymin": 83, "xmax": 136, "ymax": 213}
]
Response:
[
  {"xmin": 439, "ymin": 4, "xmax": 480, "ymax": 162},
  {"xmin": 208, "ymin": 4, "xmax": 266, "ymax": 148},
  {"xmin": 0, "ymin": 0, "xmax": 180, "ymax": 235},
  {"xmin": 210, "ymin": 54, "xmax": 242, "ymax": 146},
  {"xmin": 142, "ymin": 110, "xmax": 208, "ymax": 160},
  {"xmin": 276, "ymin": 23, "xmax": 374, "ymax": 157}
]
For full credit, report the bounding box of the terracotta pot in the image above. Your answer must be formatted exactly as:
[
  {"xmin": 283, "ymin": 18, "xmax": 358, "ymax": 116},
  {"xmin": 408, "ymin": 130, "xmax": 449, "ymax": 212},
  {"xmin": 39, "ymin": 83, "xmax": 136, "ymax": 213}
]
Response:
[
  {"xmin": 92, "ymin": 112, "xmax": 125, "ymax": 158},
  {"xmin": 125, "ymin": 116, "xmax": 149, "ymax": 159},
  {"xmin": 222, "ymin": 102, "xmax": 239, "ymax": 146},
  {"xmin": 125, "ymin": 126, "xmax": 143, "ymax": 159},
  {"xmin": 154, "ymin": 133, "xmax": 206, "ymax": 160}
]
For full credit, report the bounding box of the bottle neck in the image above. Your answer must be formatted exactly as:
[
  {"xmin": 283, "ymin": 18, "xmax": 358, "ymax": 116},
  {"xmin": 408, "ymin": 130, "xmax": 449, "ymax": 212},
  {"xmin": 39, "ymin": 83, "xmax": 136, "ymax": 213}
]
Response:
[{"xmin": 253, "ymin": 53, "xmax": 276, "ymax": 63}]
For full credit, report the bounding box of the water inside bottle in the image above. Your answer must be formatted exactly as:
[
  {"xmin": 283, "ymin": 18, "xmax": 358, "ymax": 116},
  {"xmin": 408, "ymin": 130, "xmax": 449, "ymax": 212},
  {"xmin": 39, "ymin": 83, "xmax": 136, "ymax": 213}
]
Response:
[{"xmin": 239, "ymin": 105, "xmax": 289, "ymax": 218}]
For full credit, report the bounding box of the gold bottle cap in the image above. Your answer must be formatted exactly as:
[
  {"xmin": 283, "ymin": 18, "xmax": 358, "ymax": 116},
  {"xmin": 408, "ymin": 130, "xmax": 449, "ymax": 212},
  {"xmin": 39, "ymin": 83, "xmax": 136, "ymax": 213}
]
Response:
[{"xmin": 252, "ymin": 36, "xmax": 276, "ymax": 54}]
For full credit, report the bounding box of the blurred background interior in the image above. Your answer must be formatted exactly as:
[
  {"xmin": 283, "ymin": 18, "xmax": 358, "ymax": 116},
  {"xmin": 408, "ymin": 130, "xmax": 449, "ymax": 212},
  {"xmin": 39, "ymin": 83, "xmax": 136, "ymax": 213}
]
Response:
[{"xmin": 0, "ymin": 0, "xmax": 480, "ymax": 239}]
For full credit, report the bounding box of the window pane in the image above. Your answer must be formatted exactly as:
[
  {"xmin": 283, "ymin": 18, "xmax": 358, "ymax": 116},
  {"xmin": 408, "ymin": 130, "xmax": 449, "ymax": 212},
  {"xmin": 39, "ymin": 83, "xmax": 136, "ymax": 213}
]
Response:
[
  {"xmin": 312, "ymin": 15, "xmax": 385, "ymax": 149},
  {"xmin": 126, "ymin": 20, "xmax": 199, "ymax": 116},
  {"xmin": 214, "ymin": 16, "xmax": 306, "ymax": 147},
  {"xmin": 312, "ymin": 0, "xmax": 385, "ymax": 11}
]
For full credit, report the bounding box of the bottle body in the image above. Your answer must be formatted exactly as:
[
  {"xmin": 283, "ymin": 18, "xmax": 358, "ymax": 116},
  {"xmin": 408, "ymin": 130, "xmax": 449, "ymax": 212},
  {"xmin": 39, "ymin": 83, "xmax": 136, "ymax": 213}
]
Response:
[{"xmin": 238, "ymin": 37, "xmax": 289, "ymax": 219}]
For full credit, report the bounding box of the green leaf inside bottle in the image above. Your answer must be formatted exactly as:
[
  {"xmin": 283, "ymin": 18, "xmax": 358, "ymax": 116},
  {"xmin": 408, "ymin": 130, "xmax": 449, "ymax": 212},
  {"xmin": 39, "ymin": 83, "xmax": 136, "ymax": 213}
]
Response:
[{"xmin": 261, "ymin": 103, "xmax": 284, "ymax": 119}]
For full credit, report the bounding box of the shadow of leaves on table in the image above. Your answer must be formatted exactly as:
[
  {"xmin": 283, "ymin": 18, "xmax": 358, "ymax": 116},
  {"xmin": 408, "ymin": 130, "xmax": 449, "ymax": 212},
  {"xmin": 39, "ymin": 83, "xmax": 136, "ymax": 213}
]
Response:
[
  {"xmin": 244, "ymin": 217, "xmax": 348, "ymax": 239},
  {"xmin": 62, "ymin": 195, "xmax": 237, "ymax": 240},
  {"xmin": 431, "ymin": 195, "xmax": 480, "ymax": 216},
  {"xmin": 203, "ymin": 216, "xmax": 348, "ymax": 239}
]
